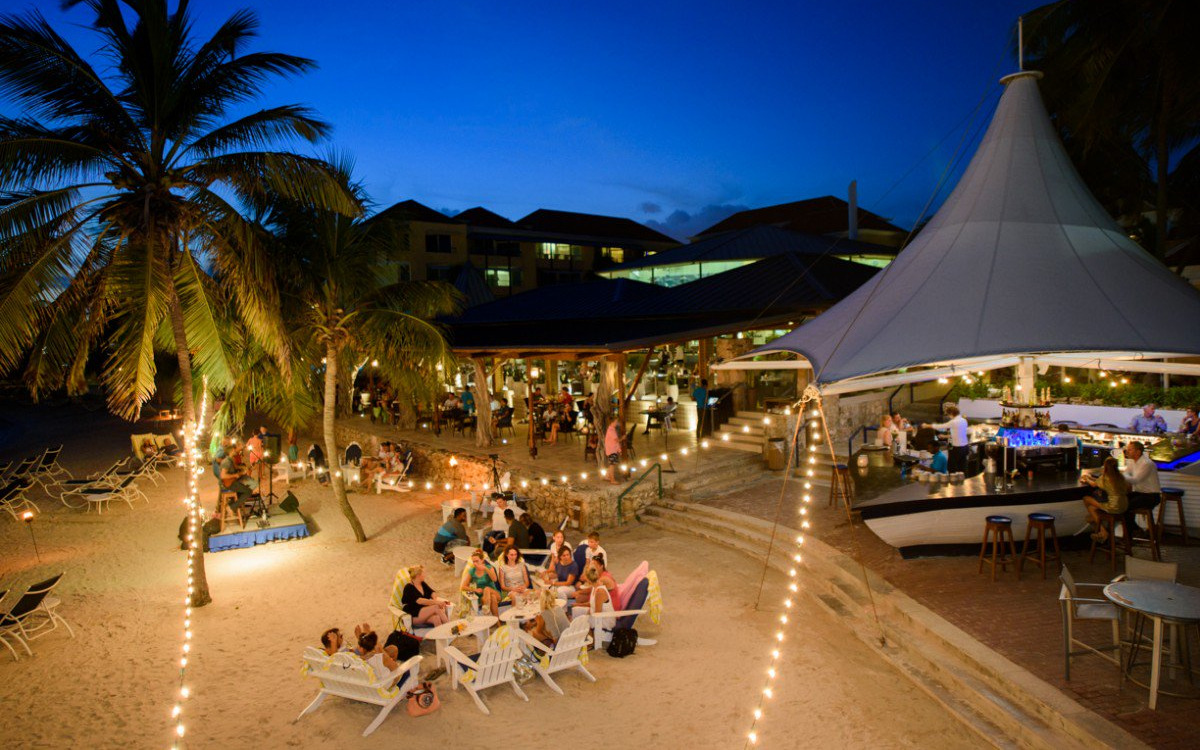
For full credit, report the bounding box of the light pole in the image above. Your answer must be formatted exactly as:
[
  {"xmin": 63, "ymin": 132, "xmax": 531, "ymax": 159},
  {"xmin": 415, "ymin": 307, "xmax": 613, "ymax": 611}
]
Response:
[{"xmin": 22, "ymin": 511, "xmax": 41, "ymax": 562}]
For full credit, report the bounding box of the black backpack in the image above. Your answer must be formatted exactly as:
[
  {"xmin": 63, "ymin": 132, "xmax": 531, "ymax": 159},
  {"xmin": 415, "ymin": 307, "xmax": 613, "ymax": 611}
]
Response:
[{"xmin": 606, "ymin": 627, "xmax": 637, "ymax": 658}]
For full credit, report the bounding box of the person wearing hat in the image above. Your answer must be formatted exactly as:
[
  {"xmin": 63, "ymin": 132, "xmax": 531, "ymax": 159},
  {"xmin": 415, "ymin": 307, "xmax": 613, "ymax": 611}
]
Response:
[{"xmin": 1128, "ymin": 404, "xmax": 1168, "ymax": 434}]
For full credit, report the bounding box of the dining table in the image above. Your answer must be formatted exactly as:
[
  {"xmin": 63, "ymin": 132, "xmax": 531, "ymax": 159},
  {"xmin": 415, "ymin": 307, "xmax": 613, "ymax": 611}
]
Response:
[
  {"xmin": 498, "ymin": 597, "xmax": 568, "ymax": 624},
  {"xmin": 1104, "ymin": 580, "xmax": 1200, "ymax": 709},
  {"xmin": 423, "ymin": 615, "xmax": 498, "ymax": 671}
]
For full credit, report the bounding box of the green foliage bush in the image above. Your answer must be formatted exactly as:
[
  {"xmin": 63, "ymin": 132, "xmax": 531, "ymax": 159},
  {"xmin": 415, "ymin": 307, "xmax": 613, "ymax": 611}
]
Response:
[{"xmin": 959, "ymin": 379, "xmax": 1200, "ymax": 409}]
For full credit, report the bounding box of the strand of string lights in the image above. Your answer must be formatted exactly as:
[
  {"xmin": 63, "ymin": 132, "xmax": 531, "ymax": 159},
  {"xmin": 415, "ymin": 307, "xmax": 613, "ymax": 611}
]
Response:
[{"xmin": 172, "ymin": 378, "xmax": 209, "ymax": 748}]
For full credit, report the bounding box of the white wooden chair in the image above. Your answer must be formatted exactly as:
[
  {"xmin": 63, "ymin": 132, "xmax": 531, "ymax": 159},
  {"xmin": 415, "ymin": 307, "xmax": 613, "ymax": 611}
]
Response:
[
  {"xmin": 275, "ymin": 460, "xmax": 307, "ymax": 486},
  {"xmin": 444, "ymin": 624, "xmax": 528, "ymax": 714},
  {"xmin": 515, "ymin": 614, "xmax": 596, "ymax": 695},
  {"xmin": 298, "ymin": 647, "xmax": 422, "ymax": 736},
  {"xmin": 575, "ymin": 576, "xmax": 659, "ymax": 652},
  {"xmin": 387, "ymin": 567, "xmax": 452, "ymax": 636},
  {"xmin": 374, "ymin": 454, "xmax": 414, "ymax": 494},
  {"xmin": 1059, "ymin": 565, "xmax": 1121, "ymax": 680}
]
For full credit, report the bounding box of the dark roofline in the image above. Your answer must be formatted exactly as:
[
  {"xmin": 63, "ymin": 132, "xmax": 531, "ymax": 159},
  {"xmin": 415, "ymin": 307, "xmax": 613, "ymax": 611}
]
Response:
[
  {"xmin": 372, "ymin": 199, "xmax": 461, "ymax": 225},
  {"xmin": 518, "ymin": 208, "xmax": 678, "ymax": 245}
]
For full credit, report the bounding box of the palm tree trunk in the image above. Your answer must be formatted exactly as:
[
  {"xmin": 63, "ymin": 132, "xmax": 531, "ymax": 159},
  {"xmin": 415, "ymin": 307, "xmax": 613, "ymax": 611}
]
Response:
[
  {"xmin": 473, "ymin": 357, "xmax": 494, "ymax": 448},
  {"xmin": 166, "ymin": 279, "xmax": 211, "ymax": 607},
  {"xmin": 325, "ymin": 341, "xmax": 367, "ymax": 542}
]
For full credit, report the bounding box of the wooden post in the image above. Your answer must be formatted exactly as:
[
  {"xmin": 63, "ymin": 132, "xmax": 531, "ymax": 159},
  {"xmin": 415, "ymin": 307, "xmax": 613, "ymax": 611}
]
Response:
[{"xmin": 698, "ymin": 338, "xmax": 711, "ymax": 379}]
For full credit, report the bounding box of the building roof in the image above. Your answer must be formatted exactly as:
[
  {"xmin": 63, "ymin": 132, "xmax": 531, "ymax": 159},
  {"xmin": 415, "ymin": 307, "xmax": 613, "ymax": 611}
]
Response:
[
  {"xmin": 372, "ymin": 199, "xmax": 459, "ymax": 225},
  {"xmin": 452, "ymin": 261, "xmax": 496, "ymax": 308},
  {"xmin": 697, "ymin": 196, "xmax": 904, "ymax": 238},
  {"xmin": 517, "ymin": 208, "xmax": 678, "ymax": 245},
  {"xmin": 455, "ymin": 206, "xmax": 517, "ymax": 228},
  {"xmin": 606, "ymin": 224, "xmax": 896, "ymax": 272},
  {"xmin": 745, "ymin": 72, "xmax": 1200, "ymax": 385},
  {"xmin": 442, "ymin": 251, "xmax": 875, "ymax": 356}
]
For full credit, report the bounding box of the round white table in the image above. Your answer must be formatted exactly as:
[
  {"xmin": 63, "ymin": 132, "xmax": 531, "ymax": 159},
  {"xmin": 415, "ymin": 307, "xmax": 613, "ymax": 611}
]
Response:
[
  {"xmin": 1104, "ymin": 580, "xmax": 1200, "ymax": 709},
  {"xmin": 422, "ymin": 615, "xmax": 498, "ymax": 671},
  {"xmin": 498, "ymin": 597, "xmax": 567, "ymax": 624}
]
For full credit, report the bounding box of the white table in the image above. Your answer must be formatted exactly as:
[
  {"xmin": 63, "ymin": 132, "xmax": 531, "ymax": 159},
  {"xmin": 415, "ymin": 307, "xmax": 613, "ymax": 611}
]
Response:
[
  {"xmin": 422, "ymin": 616, "xmax": 497, "ymax": 671},
  {"xmin": 498, "ymin": 597, "xmax": 567, "ymax": 624},
  {"xmin": 1105, "ymin": 580, "xmax": 1200, "ymax": 709}
]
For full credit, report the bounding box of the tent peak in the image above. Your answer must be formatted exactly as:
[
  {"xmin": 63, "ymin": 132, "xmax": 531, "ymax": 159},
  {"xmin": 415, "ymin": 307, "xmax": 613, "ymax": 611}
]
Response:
[{"xmin": 999, "ymin": 70, "xmax": 1043, "ymax": 85}]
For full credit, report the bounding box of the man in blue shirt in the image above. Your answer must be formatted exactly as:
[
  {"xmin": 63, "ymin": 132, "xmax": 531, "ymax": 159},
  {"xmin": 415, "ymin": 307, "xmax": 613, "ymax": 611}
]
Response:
[
  {"xmin": 461, "ymin": 385, "xmax": 475, "ymax": 415},
  {"xmin": 927, "ymin": 441, "xmax": 949, "ymax": 474},
  {"xmin": 692, "ymin": 378, "xmax": 709, "ymax": 438},
  {"xmin": 1129, "ymin": 404, "xmax": 1168, "ymax": 434}
]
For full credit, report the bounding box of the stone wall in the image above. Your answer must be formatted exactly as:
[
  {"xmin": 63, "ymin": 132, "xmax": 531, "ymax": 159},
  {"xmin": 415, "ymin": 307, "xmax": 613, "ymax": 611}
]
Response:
[
  {"xmin": 334, "ymin": 421, "xmax": 659, "ymax": 531},
  {"xmin": 820, "ymin": 391, "xmax": 895, "ymax": 448}
]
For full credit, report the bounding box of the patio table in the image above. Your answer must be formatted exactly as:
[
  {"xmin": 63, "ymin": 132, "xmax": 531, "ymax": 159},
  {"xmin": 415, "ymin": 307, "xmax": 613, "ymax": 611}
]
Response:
[
  {"xmin": 423, "ymin": 615, "xmax": 497, "ymax": 671},
  {"xmin": 1104, "ymin": 580, "xmax": 1200, "ymax": 709}
]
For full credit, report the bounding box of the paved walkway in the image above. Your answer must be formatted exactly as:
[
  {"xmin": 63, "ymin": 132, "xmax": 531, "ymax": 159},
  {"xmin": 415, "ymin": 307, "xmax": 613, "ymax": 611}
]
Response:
[{"xmin": 699, "ymin": 476, "xmax": 1200, "ymax": 749}]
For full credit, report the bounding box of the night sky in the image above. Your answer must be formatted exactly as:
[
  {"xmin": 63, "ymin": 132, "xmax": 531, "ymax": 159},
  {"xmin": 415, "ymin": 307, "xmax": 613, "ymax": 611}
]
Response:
[{"xmin": 32, "ymin": 1, "xmax": 1040, "ymax": 238}]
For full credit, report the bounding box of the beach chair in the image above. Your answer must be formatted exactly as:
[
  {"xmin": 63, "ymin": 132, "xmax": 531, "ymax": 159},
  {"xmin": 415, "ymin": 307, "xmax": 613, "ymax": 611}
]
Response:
[
  {"xmin": 8, "ymin": 456, "xmax": 38, "ymax": 483},
  {"xmin": 0, "ymin": 479, "xmax": 38, "ymax": 520},
  {"xmin": 58, "ymin": 460, "xmax": 129, "ymax": 507},
  {"xmin": 0, "ymin": 573, "xmax": 74, "ymax": 654},
  {"xmin": 31, "ymin": 445, "xmax": 72, "ymax": 488},
  {"xmin": 444, "ymin": 624, "xmax": 528, "ymax": 714},
  {"xmin": 152, "ymin": 435, "xmax": 182, "ymax": 467},
  {"xmin": 582, "ymin": 575, "xmax": 660, "ymax": 652},
  {"xmin": 298, "ymin": 647, "xmax": 422, "ymax": 737},
  {"xmin": 0, "ymin": 461, "xmax": 11, "ymax": 478},
  {"xmin": 374, "ymin": 453, "xmax": 413, "ymax": 494},
  {"xmin": 515, "ymin": 614, "xmax": 596, "ymax": 695},
  {"xmin": 386, "ymin": 567, "xmax": 452, "ymax": 636},
  {"xmin": 0, "ymin": 589, "xmax": 30, "ymax": 660},
  {"xmin": 70, "ymin": 474, "xmax": 146, "ymax": 513}
]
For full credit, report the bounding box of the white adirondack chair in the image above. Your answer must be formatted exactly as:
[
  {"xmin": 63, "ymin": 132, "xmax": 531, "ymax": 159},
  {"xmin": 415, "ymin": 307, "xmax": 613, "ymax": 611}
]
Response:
[
  {"xmin": 516, "ymin": 614, "xmax": 596, "ymax": 695},
  {"xmin": 444, "ymin": 624, "xmax": 528, "ymax": 714},
  {"xmin": 298, "ymin": 647, "xmax": 422, "ymax": 737}
]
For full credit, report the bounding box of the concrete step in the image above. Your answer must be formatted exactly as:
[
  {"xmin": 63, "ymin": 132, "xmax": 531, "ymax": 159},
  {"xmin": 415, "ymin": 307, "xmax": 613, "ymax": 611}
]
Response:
[
  {"xmin": 643, "ymin": 500, "xmax": 1141, "ymax": 750},
  {"xmin": 735, "ymin": 410, "xmax": 767, "ymax": 420}
]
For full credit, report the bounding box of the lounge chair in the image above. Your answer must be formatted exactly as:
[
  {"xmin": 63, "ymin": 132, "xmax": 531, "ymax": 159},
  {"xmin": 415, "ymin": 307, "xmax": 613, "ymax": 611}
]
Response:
[
  {"xmin": 374, "ymin": 453, "xmax": 413, "ymax": 494},
  {"xmin": 58, "ymin": 460, "xmax": 129, "ymax": 508},
  {"xmin": 70, "ymin": 474, "xmax": 146, "ymax": 513},
  {"xmin": 0, "ymin": 479, "xmax": 38, "ymax": 520},
  {"xmin": 515, "ymin": 614, "xmax": 596, "ymax": 695},
  {"xmin": 0, "ymin": 573, "xmax": 74, "ymax": 657},
  {"xmin": 578, "ymin": 575, "xmax": 659, "ymax": 652},
  {"xmin": 30, "ymin": 445, "xmax": 72, "ymax": 489},
  {"xmin": 298, "ymin": 647, "xmax": 422, "ymax": 737},
  {"xmin": 0, "ymin": 589, "xmax": 29, "ymax": 660},
  {"xmin": 444, "ymin": 624, "xmax": 529, "ymax": 714}
]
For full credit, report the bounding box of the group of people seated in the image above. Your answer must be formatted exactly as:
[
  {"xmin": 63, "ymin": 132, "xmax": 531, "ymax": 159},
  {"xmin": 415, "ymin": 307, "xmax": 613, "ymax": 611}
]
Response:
[
  {"xmin": 211, "ymin": 428, "xmax": 270, "ymax": 510},
  {"xmin": 1080, "ymin": 439, "xmax": 1162, "ymax": 544},
  {"xmin": 1129, "ymin": 402, "xmax": 1199, "ymax": 438},
  {"xmin": 317, "ymin": 618, "xmax": 425, "ymax": 686},
  {"xmin": 355, "ymin": 440, "xmax": 411, "ymax": 491},
  {"xmin": 874, "ymin": 411, "xmax": 914, "ymax": 449}
]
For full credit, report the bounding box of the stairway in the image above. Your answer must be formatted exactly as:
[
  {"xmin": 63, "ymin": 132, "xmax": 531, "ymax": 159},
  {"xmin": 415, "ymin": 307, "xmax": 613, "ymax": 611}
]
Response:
[
  {"xmin": 640, "ymin": 500, "xmax": 1144, "ymax": 750},
  {"xmin": 712, "ymin": 410, "xmax": 769, "ymax": 453},
  {"xmin": 667, "ymin": 450, "xmax": 771, "ymax": 502}
]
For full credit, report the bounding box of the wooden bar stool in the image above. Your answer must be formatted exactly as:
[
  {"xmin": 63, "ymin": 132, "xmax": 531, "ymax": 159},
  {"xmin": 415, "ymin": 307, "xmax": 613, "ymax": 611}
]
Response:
[
  {"xmin": 978, "ymin": 515, "xmax": 1018, "ymax": 581},
  {"xmin": 217, "ymin": 490, "xmax": 244, "ymax": 532},
  {"xmin": 1126, "ymin": 507, "xmax": 1161, "ymax": 561},
  {"xmin": 1088, "ymin": 511, "xmax": 1129, "ymax": 571},
  {"xmin": 1017, "ymin": 512, "xmax": 1060, "ymax": 580},
  {"xmin": 828, "ymin": 463, "xmax": 853, "ymax": 509},
  {"xmin": 1157, "ymin": 487, "xmax": 1189, "ymax": 545}
]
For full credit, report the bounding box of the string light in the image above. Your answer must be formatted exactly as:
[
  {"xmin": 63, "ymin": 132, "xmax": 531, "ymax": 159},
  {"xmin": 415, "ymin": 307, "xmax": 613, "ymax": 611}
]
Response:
[
  {"xmin": 172, "ymin": 377, "xmax": 210, "ymax": 750},
  {"xmin": 745, "ymin": 386, "xmax": 824, "ymax": 747}
]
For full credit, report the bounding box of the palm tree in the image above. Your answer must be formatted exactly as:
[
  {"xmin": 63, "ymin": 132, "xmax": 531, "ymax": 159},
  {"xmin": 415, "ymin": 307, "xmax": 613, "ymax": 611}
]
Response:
[
  {"xmin": 268, "ymin": 170, "xmax": 460, "ymax": 542},
  {"xmin": 1024, "ymin": 1, "xmax": 1200, "ymax": 259},
  {"xmin": 0, "ymin": 0, "xmax": 353, "ymax": 607}
]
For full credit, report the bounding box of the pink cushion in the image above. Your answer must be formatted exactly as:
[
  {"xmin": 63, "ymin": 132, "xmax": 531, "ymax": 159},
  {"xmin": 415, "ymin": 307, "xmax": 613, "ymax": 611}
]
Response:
[{"xmin": 614, "ymin": 561, "xmax": 648, "ymax": 611}]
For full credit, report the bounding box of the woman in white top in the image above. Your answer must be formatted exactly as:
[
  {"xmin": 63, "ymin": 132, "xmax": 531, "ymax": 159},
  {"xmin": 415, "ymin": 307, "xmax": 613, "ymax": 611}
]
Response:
[
  {"xmin": 875, "ymin": 415, "xmax": 894, "ymax": 448},
  {"xmin": 498, "ymin": 546, "xmax": 531, "ymax": 603}
]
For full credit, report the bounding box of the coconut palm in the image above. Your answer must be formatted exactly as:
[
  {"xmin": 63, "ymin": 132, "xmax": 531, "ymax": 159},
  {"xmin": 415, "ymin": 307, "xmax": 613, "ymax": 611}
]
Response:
[
  {"xmin": 1024, "ymin": 1, "xmax": 1200, "ymax": 259},
  {"xmin": 0, "ymin": 0, "xmax": 353, "ymax": 608},
  {"xmin": 268, "ymin": 170, "xmax": 460, "ymax": 542}
]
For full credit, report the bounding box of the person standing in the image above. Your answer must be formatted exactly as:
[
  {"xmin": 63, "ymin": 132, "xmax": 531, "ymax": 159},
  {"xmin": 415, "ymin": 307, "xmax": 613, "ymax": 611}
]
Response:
[
  {"xmin": 461, "ymin": 385, "xmax": 475, "ymax": 415},
  {"xmin": 692, "ymin": 378, "xmax": 709, "ymax": 438},
  {"xmin": 925, "ymin": 405, "xmax": 970, "ymax": 473}
]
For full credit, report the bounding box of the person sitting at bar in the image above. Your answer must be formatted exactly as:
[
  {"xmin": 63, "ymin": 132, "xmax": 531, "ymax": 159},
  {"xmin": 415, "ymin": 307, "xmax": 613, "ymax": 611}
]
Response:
[
  {"xmin": 914, "ymin": 440, "xmax": 948, "ymax": 474},
  {"xmin": 1080, "ymin": 457, "xmax": 1128, "ymax": 543},
  {"xmin": 875, "ymin": 415, "xmax": 894, "ymax": 448},
  {"xmin": 891, "ymin": 412, "xmax": 912, "ymax": 434},
  {"xmin": 924, "ymin": 405, "xmax": 969, "ymax": 473},
  {"xmin": 1129, "ymin": 403, "xmax": 1168, "ymax": 434},
  {"xmin": 1179, "ymin": 405, "xmax": 1200, "ymax": 439},
  {"xmin": 1122, "ymin": 441, "xmax": 1161, "ymax": 534},
  {"xmin": 1053, "ymin": 423, "xmax": 1081, "ymax": 448}
]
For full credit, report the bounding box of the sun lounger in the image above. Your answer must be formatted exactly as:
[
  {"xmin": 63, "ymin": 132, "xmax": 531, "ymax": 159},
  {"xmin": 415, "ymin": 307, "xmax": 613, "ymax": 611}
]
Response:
[
  {"xmin": 0, "ymin": 478, "xmax": 38, "ymax": 520},
  {"xmin": 0, "ymin": 573, "xmax": 74, "ymax": 658}
]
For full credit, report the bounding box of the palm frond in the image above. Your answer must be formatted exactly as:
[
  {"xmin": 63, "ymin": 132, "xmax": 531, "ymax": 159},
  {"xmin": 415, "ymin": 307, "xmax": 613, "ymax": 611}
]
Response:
[
  {"xmin": 182, "ymin": 105, "xmax": 329, "ymax": 158},
  {"xmin": 173, "ymin": 246, "xmax": 235, "ymax": 393},
  {"xmin": 101, "ymin": 236, "xmax": 171, "ymax": 420}
]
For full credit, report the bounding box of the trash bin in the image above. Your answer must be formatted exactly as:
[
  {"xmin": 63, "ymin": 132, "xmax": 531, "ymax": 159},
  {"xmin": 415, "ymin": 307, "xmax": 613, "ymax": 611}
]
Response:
[{"xmin": 766, "ymin": 437, "xmax": 787, "ymax": 471}]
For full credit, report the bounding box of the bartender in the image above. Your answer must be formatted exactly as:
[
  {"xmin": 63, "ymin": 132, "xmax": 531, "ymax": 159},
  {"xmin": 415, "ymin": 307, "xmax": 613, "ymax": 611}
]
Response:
[{"xmin": 923, "ymin": 405, "xmax": 969, "ymax": 473}]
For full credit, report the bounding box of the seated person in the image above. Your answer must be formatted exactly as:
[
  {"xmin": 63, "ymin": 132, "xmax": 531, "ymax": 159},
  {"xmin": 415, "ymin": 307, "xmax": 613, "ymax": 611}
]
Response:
[
  {"xmin": 482, "ymin": 494, "xmax": 510, "ymax": 555},
  {"xmin": 1122, "ymin": 441, "xmax": 1161, "ymax": 533},
  {"xmin": 915, "ymin": 441, "xmax": 948, "ymax": 474},
  {"xmin": 523, "ymin": 513, "xmax": 547, "ymax": 550},
  {"xmin": 545, "ymin": 545, "xmax": 579, "ymax": 598},
  {"xmin": 522, "ymin": 587, "xmax": 566, "ymax": 647},
  {"xmin": 548, "ymin": 529, "xmax": 571, "ymax": 557},
  {"xmin": 139, "ymin": 437, "xmax": 158, "ymax": 460},
  {"xmin": 400, "ymin": 565, "xmax": 451, "ymax": 628},
  {"xmin": 498, "ymin": 547, "xmax": 532, "ymax": 604},
  {"xmin": 159, "ymin": 434, "xmax": 182, "ymax": 457},
  {"xmin": 574, "ymin": 561, "xmax": 616, "ymax": 613},
  {"xmin": 433, "ymin": 508, "xmax": 470, "ymax": 563},
  {"xmin": 307, "ymin": 443, "xmax": 329, "ymax": 484},
  {"xmin": 356, "ymin": 629, "xmax": 405, "ymax": 685},
  {"xmin": 559, "ymin": 387, "xmax": 574, "ymax": 408},
  {"xmin": 543, "ymin": 404, "xmax": 561, "ymax": 445},
  {"xmin": 644, "ymin": 397, "xmax": 676, "ymax": 433},
  {"xmin": 462, "ymin": 549, "xmax": 503, "ymax": 617},
  {"xmin": 492, "ymin": 400, "xmax": 513, "ymax": 429},
  {"xmin": 219, "ymin": 441, "xmax": 259, "ymax": 505},
  {"xmin": 583, "ymin": 531, "xmax": 607, "ymax": 564},
  {"xmin": 875, "ymin": 415, "xmax": 894, "ymax": 448},
  {"xmin": 1179, "ymin": 406, "xmax": 1200, "ymax": 439},
  {"xmin": 505, "ymin": 508, "xmax": 530, "ymax": 550},
  {"xmin": 319, "ymin": 627, "xmax": 352, "ymax": 657},
  {"xmin": 1080, "ymin": 457, "xmax": 1129, "ymax": 544},
  {"xmin": 1129, "ymin": 403, "xmax": 1168, "ymax": 434},
  {"xmin": 890, "ymin": 412, "xmax": 911, "ymax": 434}
]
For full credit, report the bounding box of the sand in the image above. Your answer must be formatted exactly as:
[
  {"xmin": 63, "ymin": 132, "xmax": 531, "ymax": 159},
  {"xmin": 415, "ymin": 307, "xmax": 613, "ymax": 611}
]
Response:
[{"xmin": 0, "ymin": 403, "xmax": 986, "ymax": 749}]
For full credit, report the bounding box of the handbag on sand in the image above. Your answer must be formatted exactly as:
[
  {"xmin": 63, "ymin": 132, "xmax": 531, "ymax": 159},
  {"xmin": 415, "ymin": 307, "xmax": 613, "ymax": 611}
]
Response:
[
  {"xmin": 406, "ymin": 681, "xmax": 440, "ymax": 716},
  {"xmin": 606, "ymin": 627, "xmax": 637, "ymax": 658}
]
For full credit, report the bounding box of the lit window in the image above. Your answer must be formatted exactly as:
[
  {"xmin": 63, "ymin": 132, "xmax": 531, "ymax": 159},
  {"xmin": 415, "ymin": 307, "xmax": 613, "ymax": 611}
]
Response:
[
  {"xmin": 537, "ymin": 242, "xmax": 582, "ymax": 260},
  {"xmin": 485, "ymin": 268, "xmax": 522, "ymax": 287},
  {"xmin": 601, "ymin": 246, "xmax": 625, "ymax": 263}
]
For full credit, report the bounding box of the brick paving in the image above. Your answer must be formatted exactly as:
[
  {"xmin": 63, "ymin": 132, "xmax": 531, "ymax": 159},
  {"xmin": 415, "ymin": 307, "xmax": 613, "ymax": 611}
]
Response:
[{"xmin": 700, "ymin": 475, "xmax": 1200, "ymax": 750}]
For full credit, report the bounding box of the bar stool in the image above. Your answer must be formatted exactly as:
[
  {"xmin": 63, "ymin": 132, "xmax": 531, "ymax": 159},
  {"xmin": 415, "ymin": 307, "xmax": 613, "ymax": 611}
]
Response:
[
  {"xmin": 978, "ymin": 516, "xmax": 1017, "ymax": 581},
  {"xmin": 1088, "ymin": 511, "xmax": 1129, "ymax": 571},
  {"xmin": 1126, "ymin": 506, "xmax": 1161, "ymax": 561},
  {"xmin": 1157, "ymin": 487, "xmax": 1189, "ymax": 545},
  {"xmin": 828, "ymin": 463, "xmax": 853, "ymax": 510},
  {"xmin": 1017, "ymin": 512, "xmax": 1060, "ymax": 580},
  {"xmin": 217, "ymin": 490, "xmax": 244, "ymax": 532}
]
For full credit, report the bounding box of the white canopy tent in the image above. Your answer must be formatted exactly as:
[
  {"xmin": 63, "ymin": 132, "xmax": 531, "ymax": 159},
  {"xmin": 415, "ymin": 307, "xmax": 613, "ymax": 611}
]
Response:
[{"xmin": 717, "ymin": 71, "xmax": 1200, "ymax": 393}]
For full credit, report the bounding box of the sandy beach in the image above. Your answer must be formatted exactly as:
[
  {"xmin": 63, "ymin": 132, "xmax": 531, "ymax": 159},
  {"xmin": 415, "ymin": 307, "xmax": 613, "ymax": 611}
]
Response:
[{"xmin": 0, "ymin": 403, "xmax": 985, "ymax": 749}]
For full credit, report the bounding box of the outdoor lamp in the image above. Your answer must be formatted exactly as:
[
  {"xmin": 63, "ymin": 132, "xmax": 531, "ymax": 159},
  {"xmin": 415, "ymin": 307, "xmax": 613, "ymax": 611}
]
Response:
[
  {"xmin": 22, "ymin": 510, "xmax": 33, "ymax": 523},
  {"xmin": 530, "ymin": 367, "xmax": 540, "ymax": 379}
]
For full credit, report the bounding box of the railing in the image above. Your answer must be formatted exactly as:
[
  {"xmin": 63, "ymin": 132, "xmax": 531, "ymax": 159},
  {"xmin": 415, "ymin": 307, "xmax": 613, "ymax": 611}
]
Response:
[
  {"xmin": 847, "ymin": 425, "xmax": 878, "ymax": 457},
  {"xmin": 616, "ymin": 462, "xmax": 663, "ymax": 523},
  {"xmin": 938, "ymin": 383, "xmax": 961, "ymax": 414},
  {"xmin": 886, "ymin": 383, "xmax": 914, "ymax": 416}
]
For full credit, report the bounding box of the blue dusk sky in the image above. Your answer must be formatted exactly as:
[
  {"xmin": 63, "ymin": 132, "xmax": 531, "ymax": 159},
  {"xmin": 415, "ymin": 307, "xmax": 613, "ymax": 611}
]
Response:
[{"xmin": 27, "ymin": 1, "xmax": 1041, "ymax": 238}]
